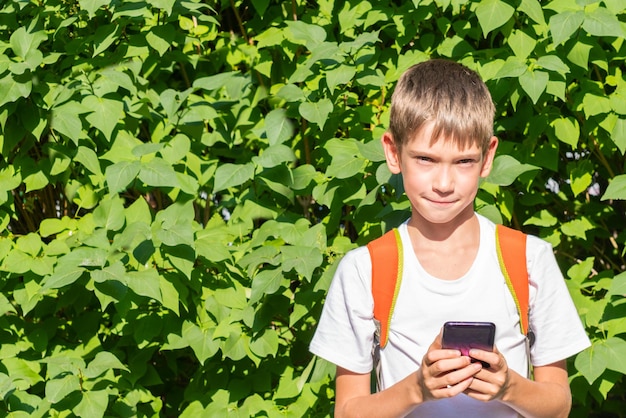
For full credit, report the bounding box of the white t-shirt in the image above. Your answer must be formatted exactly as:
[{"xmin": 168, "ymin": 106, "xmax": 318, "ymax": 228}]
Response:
[{"xmin": 310, "ymin": 214, "xmax": 590, "ymax": 418}]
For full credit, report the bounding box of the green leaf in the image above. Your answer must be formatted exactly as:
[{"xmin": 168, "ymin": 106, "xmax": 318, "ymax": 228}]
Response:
[
  {"xmin": 159, "ymin": 276, "xmax": 180, "ymax": 315},
  {"xmin": 536, "ymin": 55, "xmax": 570, "ymax": 75},
  {"xmin": 582, "ymin": 92, "xmax": 612, "ymax": 118},
  {"xmin": 601, "ymin": 174, "xmax": 626, "ymax": 200},
  {"xmin": 582, "ymin": 7, "xmax": 623, "ymax": 38},
  {"xmin": 75, "ymin": 146, "xmax": 103, "ymax": 177},
  {"xmin": 84, "ymin": 351, "xmax": 129, "ymax": 379},
  {"xmin": 73, "ymin": 390, "xmax": 109, "ymax": 418},
  {"xmin": 519, "ymin": 69, "xmax": 549, "ymax": 104},
  {"xmin": 326, "ymin": 156, "xmax": 367, "ymax": 179},
  {"xmin": 105, "ymin": 161, "xmax": 141, "ymax": 193},
  {"xmin": 78, "ymin": 0, "xmax": 110, "ymax": 17},
  {"xmin": 598, "ymin": 337, "xmax": 626, "ymax": 375},
  {"xmin": 561, "ymin": 218, "xmax": 594, "ymax": 239},
  {"xmin": 265, "ymin": 109, "xmax": 294, "ymax": 145},
  {"xmin": 299, "ymin": 98, "xmax": 333, "ymax": 130},
  {"xmin": 251, "ymin": 0, "xmax": 269, "ymax": 16},
  {"xmin": 9, "ymin": 26, "xmax": 47, "ymax": 59},
  {"xmin": 193, "ymin": 71, "xmax": 241, "ymax": 92},
  {"xmin": 93, "ymin": 195, "xmax": 125, "ymax": 231},
  {"xmin": 566, "ymin": 41, "xmax": 592, "ymax": 69},
  {"xmin": 610, "ymin": 118, "xmax": 626, "ymax": 154},
  {"xmin": 182, "ymin": 322, "xmax": 219, "ymax": 365},
  {"xmin": 475, "ymin": 0, "xmax": 515, "ymax": 36},
  {"xmin": 41, "ymin": 267, "xmax": 85, "ymax": 291},
  {"xmin": 126, "ymin": 269, "xmax": 162, "ymax": 302},
  {"xmin": 249, "ymin": 329, "xmax": 279, "ymax": 358},
  {"xmin": 92, "ymin": 23, "xmax": 121, "ymax": 57},
  {"xmin": 493, "ymin": 56, "xmax": 527, "ymax": 79},
  {"xmin": 0, "ymin": 73, "xmax": 32, "ymax": 108},
  {"xmin": 250, "ymin": 268, "xmax": 284, "ymax": 304},
  {"xmin": 252, "ymin": 144, "xmax": 296, "ymax": 168},
  {"xmin": 213, "ymin": 162, "xmax": 255, "ymax": 192},
  {"xmin": 519, "ymin": 0, "xmax": 547, "ymax": 26},
  {"xmin": 16, "ymin": 233, "xmax": 42, "ymax": 256},
  {"xmin": 138, "ymin": 157, "xmax": 181, "ymax": 189},
  {"xmin": 45, "ymin": 374, "xmax": 81, "ymax": 404},
  {"xmin": 285, "ymin": 20, "xmax": 326, "ymax": 48},
  {"xmin": 508, "ymin": 30, "xmax": 536, "ymax": 60},
  {"xmin": 51, "ymin": 101, "xmax": 89, "ymax": 143},
  {"xmin": 575, "ymin": 344, "xmax": 606, "ymax": 384},
  {"xmin": 485, "ymin": 155, "xmax": 540, "ymax": 186},
  {"xmin": 223, "ymin": 331, "xmax": 249, "ymax": 361},
  {"xmin": 326, "ymin": 66, "xmax": 356, "ymax": 93},
  {"xmin": 569, "ymin": 160, "xmax": 593, "ymax": 197},
  {"xmin": 549, "ymin": 11, "xmax": 584, "ymax": 45},
  {"xmin": 146, "ymin": 25, "xmax": 176, "ymax": 57},
  {"xmin": 607, "ymin": 272, "xmax": 626, "ymax": 297},
  {"xmin": 567, "ymin": 257, "xmax": 595, "ymax": 282},
  {"xmin": 3, "ymin": 357, "xmax": 43, "ymax": 387},
  {"xmin": 551, "ymin": 116, "xmax": 579, "ymax": 148},
  {"xmin": 83, "ymin": 95, "xmax": 124, "ymax": 140},
  {"xmin": 281, "ymin": 245, "xmax": 323, "ymax": 281}
]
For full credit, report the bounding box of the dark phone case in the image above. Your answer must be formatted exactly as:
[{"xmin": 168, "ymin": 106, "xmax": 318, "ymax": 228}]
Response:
[{"xmin": 442, "ymin": 321, "xmax": 496, "ymax": 367}]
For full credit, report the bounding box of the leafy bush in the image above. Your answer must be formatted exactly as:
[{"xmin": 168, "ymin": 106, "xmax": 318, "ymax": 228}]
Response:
[{"xmin": 0, "ymin": 0, "xmax": 624, "ymax": 416}]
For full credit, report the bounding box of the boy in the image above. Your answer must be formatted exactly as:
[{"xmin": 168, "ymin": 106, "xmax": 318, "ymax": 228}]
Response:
[{"xmin": 309, "ymin": 59, "xmax": 590, "ymax": 418}]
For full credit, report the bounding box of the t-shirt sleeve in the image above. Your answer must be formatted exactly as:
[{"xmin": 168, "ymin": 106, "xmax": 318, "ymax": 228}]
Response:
[
  {"xmin": 309, "ymin": 247, "xmax": 376, "ymax": 374},
  {"xmin": 527, "ymin": 236, "xmax": 591, "ymax": 366}
]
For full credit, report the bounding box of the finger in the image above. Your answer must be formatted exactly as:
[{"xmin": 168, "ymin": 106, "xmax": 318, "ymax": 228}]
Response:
[
  {"xmin": 437, "ymin": 376, "xmax": 474, "ymax": 398},
  {"xmin": 432, "ymin": 363, "xmax": 481, "ymax": 391},
  {"xmin": 429, "ymin": 328, "xmax": 444, "ymax": 350},
  {"xmin": 464, "ymin": 377, "xmax": 500, "ymax": 401},
  {"xmin": 469, "ymin": 349, "xmax": 501, "ymax": 369},
  {"xmin": 423, "ymin": 348, "xmax": 465, "ymax": 368}
]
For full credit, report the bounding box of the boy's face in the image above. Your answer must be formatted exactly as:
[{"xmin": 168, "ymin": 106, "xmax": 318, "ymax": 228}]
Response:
[{"xmin": 382, "ymin": 123, "xmax": 498, "ymax": 227}]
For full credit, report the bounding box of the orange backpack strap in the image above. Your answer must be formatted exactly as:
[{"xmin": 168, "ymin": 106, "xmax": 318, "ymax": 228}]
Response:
[
  {"xmin": 368, "ymin": 224, "xmax": 530, "ymax": 358},
  {"xmin": 367, "ymin": 229, "xmax": 403, "ymax": 349},
  {"xmin": 496, "ymin": 224, "xmax": 529, "ymax": 336}
]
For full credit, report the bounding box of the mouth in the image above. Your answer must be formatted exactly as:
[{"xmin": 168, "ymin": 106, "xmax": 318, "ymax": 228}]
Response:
[{"xmin": 426, "ymin": 197, "xmax": 457, "ymax": 205}]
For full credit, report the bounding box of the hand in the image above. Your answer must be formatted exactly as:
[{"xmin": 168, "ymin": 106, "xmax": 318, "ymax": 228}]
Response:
[
  {"xmin": 464, "ymin": 346, "xmax": 511, "ymax": 401},
  {"xmin": 417, "ymin": 331, "xmax": 484, "ymax": 402}
]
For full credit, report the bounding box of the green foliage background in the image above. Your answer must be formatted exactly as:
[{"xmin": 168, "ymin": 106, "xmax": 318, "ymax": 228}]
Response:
[{"xmin": 0, "ymin": 0, "xmax": 625, "ymax": 416}]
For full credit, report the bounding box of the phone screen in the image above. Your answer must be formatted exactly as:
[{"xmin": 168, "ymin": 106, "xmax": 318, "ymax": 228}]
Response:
[{"xmin": 442, "ymin": 321, "xmax": 496, "ymax": 367}]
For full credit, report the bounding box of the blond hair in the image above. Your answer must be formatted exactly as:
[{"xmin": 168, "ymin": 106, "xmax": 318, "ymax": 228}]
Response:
[{"xmin": 389, "ymin": 59, "xmax": 495, "ymax": 155}]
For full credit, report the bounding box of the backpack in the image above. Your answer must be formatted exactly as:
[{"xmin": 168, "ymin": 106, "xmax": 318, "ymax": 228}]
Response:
[{"xmin": 367, "ymin": 224, "xmax": 533, "ymax": 373}]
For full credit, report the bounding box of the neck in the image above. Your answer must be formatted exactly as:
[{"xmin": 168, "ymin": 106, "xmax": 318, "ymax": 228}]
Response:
[{"xmin": 407, "ymin": 208, "xmax": 477, "ymax": 243}]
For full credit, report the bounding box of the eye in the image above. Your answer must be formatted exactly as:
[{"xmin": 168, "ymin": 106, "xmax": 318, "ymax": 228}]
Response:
[{"xmin": 457, "ymin": 158, "xmax": 476, "ymax": 165}]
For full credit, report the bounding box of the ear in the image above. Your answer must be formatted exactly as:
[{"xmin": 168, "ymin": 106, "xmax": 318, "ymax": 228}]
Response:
[
  {"xmin": 382, "ymin": 132, "xmax": 402, "ymax": 174},
  {"xmin": 480, "ymin": 136, "xmax": 499, "ymax": 178}
]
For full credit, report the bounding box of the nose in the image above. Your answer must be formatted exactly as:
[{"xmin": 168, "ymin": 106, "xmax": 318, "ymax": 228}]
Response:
[{"xmin": 432, "ymin": 165, "xmax": 454, "ymax": 194}]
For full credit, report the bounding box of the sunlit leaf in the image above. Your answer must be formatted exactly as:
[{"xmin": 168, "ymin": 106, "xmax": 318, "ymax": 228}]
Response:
[
  {"xmin": 519, "ymin": 69, "xmax": 549, "ymax": 104},
  {"xmin": 213, "ymin": 162, "xmax": 255, "ymax": 192},
  {"xmin": 582, "ymin": 7, "xmax": 623, "ymax": 38},
  {"xmin": 485, "ymin": 155, "xmax": 540, "ymax": 186},
  {"xmin": 602, "ymin": 174, "xmax": 626, "ymax": 200},
  {"xmin": 45, "ymin": 374, "xmax": 81, "ymax": 404},
  {"xmin": 265, "ymin": 109, "xmax": 294, "ymax": 145},
  {"xmin": 249, "ymin": 329, "xmax": 279, "ymax": 358},
  {"xmin": 575, "ymin": 344, "xmax": 606, "ymax": 385},
  {"xmin": 552, "ymin": 117, "xmax": 579, "ymax": 148},
  {"xmin": 299, "ymin": 98, "xmax": 333, "ymax": 130},
  {"xmin": 250, "ymin": 268, "xmax": 284, "ymax": 304},
  {"xmin": 549, "ymin": 11, "xmax": 584, "ymax": 45},
  {"xmin": 83, "ymin": 95, "xmax": 124, "ymax": 140},
  {"xmin": 475, "ymin": 0, "xmax": 515, "ymax": 36},
  {"xmin": 73, "ymin": 389, "xmax": 109, "ymax": 418}
]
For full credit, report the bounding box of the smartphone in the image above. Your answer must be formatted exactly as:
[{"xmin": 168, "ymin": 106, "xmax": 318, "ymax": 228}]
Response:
[{"xmin": 442, "ymin": 321, "xmax": 496, "ymax": 368}]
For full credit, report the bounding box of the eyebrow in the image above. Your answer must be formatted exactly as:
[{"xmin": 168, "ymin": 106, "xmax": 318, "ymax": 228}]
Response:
[{"xmin": 406, "ymin": 149, "xmax": 483, "ymax": 160}]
